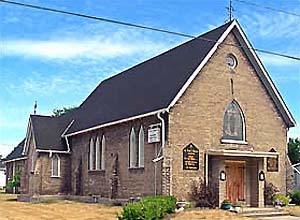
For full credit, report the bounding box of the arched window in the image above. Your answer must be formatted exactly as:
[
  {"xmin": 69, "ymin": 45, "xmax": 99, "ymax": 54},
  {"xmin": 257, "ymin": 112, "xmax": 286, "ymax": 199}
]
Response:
[
  {"xmin": 129, "ymin": 127, "xmax": 137, "ymax": 168},
  {"xmin": 89, "ymin": 138, "xmax": 94, "ymax": 170},
  {"xmin": 138, "ymin": 126, "xmax": 144, "ymax": 167},
  {"xmin": 51, "ymin": 154, "xmax": 60, "ymax": 177},
  {"xmin": 222, "ymin": 100, "xmax": 245, "ymax": 142},
  {"xmin": 101, "ymin": 135, "xmax": 105, "ymax": 170},
  {"xmin": 95, "ymin": 137, "xmax": 101, "ymax": 170}
]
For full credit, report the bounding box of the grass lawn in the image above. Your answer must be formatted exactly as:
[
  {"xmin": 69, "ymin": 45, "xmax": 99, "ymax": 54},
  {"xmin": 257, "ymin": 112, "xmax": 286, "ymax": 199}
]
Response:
[
  {"xmin": 0, "ymin": 193, "xmax": 255, "ymax": 220},
  {"xmin": 285, "ymin": 206, "xmax": 300, "ymax": 217},
  {"xmin": 0, "ymin": 193, "xmax": 122, "ymax": 220}
]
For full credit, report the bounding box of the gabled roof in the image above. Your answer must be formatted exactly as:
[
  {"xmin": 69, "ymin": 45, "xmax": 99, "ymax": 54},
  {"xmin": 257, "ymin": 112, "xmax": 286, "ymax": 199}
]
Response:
[
  {"xmin": 4, "ymin": 139, "xmax": 26, "ymax": 162},
  {"xmin": 22, "ymin": 20, "xmax": 295, "ymax": 150},
  {"xmin": 65, "ymin": 19, "xmax": 295, "ymax": 136},
  {"xmin": 65, "ymin": 21, "xmax": 234, "ymax": 135},
  {"xmin": 30, "ymin": 112, "xmax": 74, "ymax": 151}
]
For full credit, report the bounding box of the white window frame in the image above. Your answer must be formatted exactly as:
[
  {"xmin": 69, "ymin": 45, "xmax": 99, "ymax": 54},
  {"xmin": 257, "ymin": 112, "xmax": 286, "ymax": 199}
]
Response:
[
  {"xmin": 95, "ymin": 137, "xmax": 101, "ymax": 170},
  {"xmin": 138, "ymin": 125, "xmax": 144, "ymax": 167},
  {"xmin": 129, "ymin": 127, "xmax": 138, "ymax": 168},
  {"xmin": 221, "ymin": 100, "xmax": 246, "ymax": 144},
  {"xmin": 101, "ymin": 135, "xmax": 105, "ymax": 170},
  {"xmin": 51, "ymin": 154, "xmax": 60, "ymax": 178},
  {"xmin": 89, "ymin": 138, "xmax": 95, "ymax": 170}
]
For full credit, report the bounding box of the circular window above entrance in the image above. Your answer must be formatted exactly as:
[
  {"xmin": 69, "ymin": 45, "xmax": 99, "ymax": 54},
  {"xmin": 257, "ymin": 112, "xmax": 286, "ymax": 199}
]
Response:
[{"xmin": 226, "ymin": 54, "xmax": 238, "ymax": 69}]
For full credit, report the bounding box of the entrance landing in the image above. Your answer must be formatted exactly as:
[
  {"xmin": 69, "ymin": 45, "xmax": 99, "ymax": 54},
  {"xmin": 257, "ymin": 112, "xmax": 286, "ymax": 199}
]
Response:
[{"xmin": 241, "ymin": 207, "xmax": 300, "ymax": 219}]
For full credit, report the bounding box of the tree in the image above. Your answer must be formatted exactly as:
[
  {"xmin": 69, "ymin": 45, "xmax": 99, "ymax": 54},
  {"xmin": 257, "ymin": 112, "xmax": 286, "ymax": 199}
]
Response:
[
  {"xmin": 288, "ymin": 138, "xmax": 300, "ymax": 164},
  {"xmin": 0, "ymin": 155, "xmax": 4, "ymax": 169},
  {"xmin": 52, "ymin": 106, "xmax": 77, "ymax": 117},
  {"xmin": 8, "ymin": 171, "xmax": 21, "ymax": 193}
]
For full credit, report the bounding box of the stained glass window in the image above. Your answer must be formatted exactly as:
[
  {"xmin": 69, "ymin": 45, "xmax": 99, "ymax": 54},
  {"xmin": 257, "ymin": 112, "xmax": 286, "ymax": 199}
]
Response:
[{"xmin": 223, "ymin": 101, "xmax": 245, "ymax": 141}]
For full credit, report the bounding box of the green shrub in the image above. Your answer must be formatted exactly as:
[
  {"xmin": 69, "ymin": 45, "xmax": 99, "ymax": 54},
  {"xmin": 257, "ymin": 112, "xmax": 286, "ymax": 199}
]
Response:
[
  {"xmin": 289, "ymin": 190, "xmax": 300, "ymax": 205},
  {"xmin": 117, "ymin": 196, "xmax": 176, "ymax": 220},
  {"xmin": 189, "ymin": 180, "xmax": 218, "ymax": 208},
  {"xmin": 272, "ymin": 194, "xmax": 290, "ymax": 206},
  {"xmin": 264, "ymin": 182, "xmax": 279, "ymax": 205}
]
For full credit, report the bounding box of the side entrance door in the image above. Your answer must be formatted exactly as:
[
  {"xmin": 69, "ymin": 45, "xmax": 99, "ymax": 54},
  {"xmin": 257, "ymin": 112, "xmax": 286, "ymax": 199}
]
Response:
[{"xmin": 226, "ymin": 161, "xmax": 245, "ymax": 203}]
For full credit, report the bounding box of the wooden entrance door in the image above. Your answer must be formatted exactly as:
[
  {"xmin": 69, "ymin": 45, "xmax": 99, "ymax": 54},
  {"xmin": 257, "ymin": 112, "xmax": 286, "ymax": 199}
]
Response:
[{"xmin": 226, "ymin": 161, "xmax": 245, "ymax": 203}]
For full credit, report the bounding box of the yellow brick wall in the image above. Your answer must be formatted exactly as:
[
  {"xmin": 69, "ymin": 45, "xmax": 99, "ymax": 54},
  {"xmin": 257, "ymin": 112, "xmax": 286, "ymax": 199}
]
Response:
[{"xmin": 166, "ymin": 32, "xmax": 288, "ymax": 200}]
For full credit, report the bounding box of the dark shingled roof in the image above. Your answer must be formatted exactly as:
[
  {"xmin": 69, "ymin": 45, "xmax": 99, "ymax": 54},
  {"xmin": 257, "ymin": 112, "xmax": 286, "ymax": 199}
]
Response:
[
  {"xmin": 66, "ymin": 21, "xmax": 233, "ymax": 135},
  {"xmin": 4, "ymin": 139, "xmax": 26, "ymax": 161},
  {"xmin": 30, "ymin": 112, "xmax": 75, "ymax": 151}
]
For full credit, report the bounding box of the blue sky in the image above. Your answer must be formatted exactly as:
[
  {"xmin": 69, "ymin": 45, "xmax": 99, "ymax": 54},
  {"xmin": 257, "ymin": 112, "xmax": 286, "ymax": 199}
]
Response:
[{"xmin": 0, "ymin": 0, "xmax": 299, "ymax": 157}]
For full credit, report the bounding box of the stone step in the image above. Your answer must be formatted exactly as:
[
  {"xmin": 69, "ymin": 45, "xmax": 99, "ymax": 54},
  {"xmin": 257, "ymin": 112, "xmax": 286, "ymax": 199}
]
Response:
[
  {"xmin": 242, "ymin": 211, "xmax": 291, "ymax": 218},
  {"xmin": 241, "ymin": 207, "xmax": 283, "ymax": 214},
  {"xmin": 259, "ymin": 216, "xmax": 300, "ymax": 220}
]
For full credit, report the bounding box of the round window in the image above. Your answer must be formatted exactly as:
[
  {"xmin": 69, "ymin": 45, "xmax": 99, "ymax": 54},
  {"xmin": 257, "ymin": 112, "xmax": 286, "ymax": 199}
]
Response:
[{"xmin": 226, "ymin": 54, "xmax": 238, "ymax": 69}]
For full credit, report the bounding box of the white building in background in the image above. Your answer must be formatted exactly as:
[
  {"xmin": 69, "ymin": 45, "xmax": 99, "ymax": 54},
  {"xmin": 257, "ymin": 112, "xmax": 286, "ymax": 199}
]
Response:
[
  {"xmin": 293, "ymin": 163, "xmax": 300, "ymax": 190},
  {"xmin": 0, "ymin": 168, "xmax": 5, "ymax": 188}
]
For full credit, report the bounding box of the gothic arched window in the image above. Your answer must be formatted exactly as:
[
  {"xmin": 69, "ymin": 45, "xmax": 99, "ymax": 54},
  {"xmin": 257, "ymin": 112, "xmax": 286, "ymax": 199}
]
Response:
[
  {"xmin": 222, "ymin": 100, "xmax": 245, "ymax": 142},
  {"xmin": 138, "ymin": 125, "xmax": 144, "ymax": 167},
  {"xmin": 51, "ymin": 154, "xmax": 60, "ymax": 177},
  {"xmin": 129, "ymin": 127, "xmax": 137, "ymax": 168},
  {"xmin": 89, "ymin": 138, "xmax": 95, "ymax": 170}
]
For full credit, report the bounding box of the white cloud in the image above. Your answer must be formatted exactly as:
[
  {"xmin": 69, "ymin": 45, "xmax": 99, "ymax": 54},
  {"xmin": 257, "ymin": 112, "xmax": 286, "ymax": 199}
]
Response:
[
  {"xmin": 259, "ymin": 53, "xmax": 300, "ymax": 67},
  {"xmin": 241, "ymin": 10, "xmax": 300, "ymax": 39},
  {"xmin": 0, "ymin": 142, "xmax": 20, "ymax": 157},
  {"xmin": 2, "ymin": 37, "xmax": 170, "ymax": 60},
  {"xmin": 288, "ymin": 126, "xmax": 300, "ymax": 139}
]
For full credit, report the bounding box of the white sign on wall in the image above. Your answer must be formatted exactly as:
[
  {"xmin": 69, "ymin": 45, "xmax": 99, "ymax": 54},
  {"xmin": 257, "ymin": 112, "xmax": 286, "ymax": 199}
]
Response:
[{"xmin": 148, "ymin": 126, "xmax": 160, "ymax": 143}]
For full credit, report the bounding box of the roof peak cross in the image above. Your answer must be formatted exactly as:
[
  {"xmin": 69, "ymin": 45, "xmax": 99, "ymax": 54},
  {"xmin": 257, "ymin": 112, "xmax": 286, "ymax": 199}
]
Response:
[{"xmin": 226, "ymin": 0, "xmax": 235, "ymax": 22}]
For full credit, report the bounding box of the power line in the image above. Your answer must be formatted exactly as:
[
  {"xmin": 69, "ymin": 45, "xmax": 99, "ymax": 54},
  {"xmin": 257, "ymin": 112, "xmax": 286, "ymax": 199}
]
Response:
[
  {"xmin": 233, "ymin": 0, "xmax": 300, "ymax": 18},
  {"xmin": 1, "ymin": 0, "xmax": 300, "ymax": 61}
]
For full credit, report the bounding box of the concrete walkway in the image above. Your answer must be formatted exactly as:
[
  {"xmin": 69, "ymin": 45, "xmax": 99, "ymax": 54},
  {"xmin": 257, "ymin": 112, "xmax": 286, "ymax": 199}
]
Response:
[
  {"xmin": 240, "ymin": 207, "xmax": 300, "ymax": 220},
  {"xmin": 259, "ymin": 216, "xmax": 300, "ymax": 220}
]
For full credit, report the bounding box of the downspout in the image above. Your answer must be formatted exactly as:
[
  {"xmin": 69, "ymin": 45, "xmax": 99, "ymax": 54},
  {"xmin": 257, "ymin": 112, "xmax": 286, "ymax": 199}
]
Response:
[
  {"xmin": 152, "ymin": 111, "xmax": 166, "ymax": 195},
  {"xmin": 61, "ymin": 120, "xmax": 74, "ymax": 153},
  {"xmin": 153, "ymin": 111, "xmax": 165, "ymax": 162},
  {"xmin": 65, "ymin": 136, "xmax": 71, "ymax": 153}
]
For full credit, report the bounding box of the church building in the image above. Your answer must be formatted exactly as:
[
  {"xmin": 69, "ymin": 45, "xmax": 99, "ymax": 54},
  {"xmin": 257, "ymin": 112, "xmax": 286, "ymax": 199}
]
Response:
[{"xmin": 4, "ymin": 20, "xmax": 296, "ymax": 207}]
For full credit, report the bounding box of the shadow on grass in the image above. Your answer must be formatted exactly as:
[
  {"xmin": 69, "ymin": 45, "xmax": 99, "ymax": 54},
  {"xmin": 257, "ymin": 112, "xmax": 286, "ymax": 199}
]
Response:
[{"xmin": 5, "ymin": 198, "xmax": 18, "ymax": 202}]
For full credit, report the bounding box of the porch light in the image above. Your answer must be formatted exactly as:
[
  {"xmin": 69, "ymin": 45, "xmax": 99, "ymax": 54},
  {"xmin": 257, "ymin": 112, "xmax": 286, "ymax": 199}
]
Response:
[
  {"xmin": 220, "ymin": 170, "xmax": 226, "ymax": 181},
  {"xmin": 259, "ymin": 170, "xmax": 265, "ymax": 181}
]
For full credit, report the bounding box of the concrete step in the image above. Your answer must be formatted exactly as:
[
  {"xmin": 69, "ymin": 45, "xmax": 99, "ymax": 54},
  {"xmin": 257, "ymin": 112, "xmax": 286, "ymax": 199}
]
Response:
[
  {"xmin": 241, "ymin": 207, "xmax": 283, "ymax": 214},
  {"xmin": 240, "ymin": 207, "xmax": 292, "ymax": 218},
  {"xmin": 242, "ymin": 211, "xmax": 291, "ymax": 218}
]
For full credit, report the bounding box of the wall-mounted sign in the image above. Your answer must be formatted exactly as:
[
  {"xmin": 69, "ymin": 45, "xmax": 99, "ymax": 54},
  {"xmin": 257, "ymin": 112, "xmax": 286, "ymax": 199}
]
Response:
[
  {"xmin": 183, "ymin": 143, "xmax": 199, "ymax": 170},
  {"xmin": 148, "ymin": 125, "xmax": 160, "ymax": 143},
  {"xmin": 267, "ymin": 148, "xmax": 279, "ymax": 172},
  {"xmin": 267, "ymin": 157, "xmax": 278, "ymax": 172}
]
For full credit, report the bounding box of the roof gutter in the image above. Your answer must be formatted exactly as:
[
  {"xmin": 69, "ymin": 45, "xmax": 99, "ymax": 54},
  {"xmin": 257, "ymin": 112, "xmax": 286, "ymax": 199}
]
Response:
[
  {"xmin": 36, "ymin": 149, "xmax": 71, "ymax": 154},
  {"xmin": 65, "ymin": 109, "xmax": 167, "ymax": 137},
  {"xmin": 3, "ymin": 157, "xmax": 27, "ymax": 164},
  {"xmin": 292, "ymin": 165, "xmax": 300, "ymax": 175}
]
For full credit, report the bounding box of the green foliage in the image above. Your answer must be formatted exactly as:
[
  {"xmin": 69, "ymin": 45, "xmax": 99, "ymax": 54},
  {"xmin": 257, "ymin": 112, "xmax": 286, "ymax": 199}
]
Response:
[
  {"xmin": 52, "ymin": 106, "xmax": 77, "ymax": 117},
  {"xmin": 189, "ymin": 180, "xmax": 218, "ymax": 208},
  {"xmin": 7, "ymin": 171, "xmax": 21, "ymax": 190},
  {"xmin": 222, "ymin": 199, "xmax": 231, "ymax": 204},
  {"xmin": 117, "ymin": 196, "xmax": 177, "ymax": 220},
  {"xmin": 272, "ymin": 194, "xmax": 290, "ymax": 206},
  {"xmin": 0, "ymin": 155, "xmax": 4, "ymax": 169},
  {"xmin": 288, "ymin": 138, "xmax": 300, "ymax": 164},
  {"xmin": 264, "ymin": 182, "xmax": 280, "ymax": 205},
  {"xmin": 289, "ymin": 190, "xmax": 300, "ymax": 205}
]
